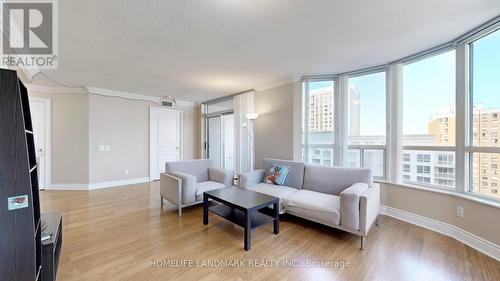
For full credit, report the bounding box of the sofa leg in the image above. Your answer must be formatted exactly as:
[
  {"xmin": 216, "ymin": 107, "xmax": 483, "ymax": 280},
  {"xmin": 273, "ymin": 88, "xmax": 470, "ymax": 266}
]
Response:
[
  {"xmin": 160, "ymin": 196, "xmax": 164, "ymax": 206},
  {"xmin": 375, "ymin": 215, "xmax": 379, "ymax": 226},
  {"xmin": 360, "ymin": 236, "xmax": 366, "ymax": 251},
  {"xmin": 178, "ymin": 205, "xmax": 182, "ymax": 217}
]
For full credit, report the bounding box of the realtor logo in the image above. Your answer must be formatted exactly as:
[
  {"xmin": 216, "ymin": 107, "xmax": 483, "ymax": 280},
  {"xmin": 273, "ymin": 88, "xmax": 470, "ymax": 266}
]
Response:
[{"xmin": 1, "ymin": 0, "xmax": 58, "ymax": 69}]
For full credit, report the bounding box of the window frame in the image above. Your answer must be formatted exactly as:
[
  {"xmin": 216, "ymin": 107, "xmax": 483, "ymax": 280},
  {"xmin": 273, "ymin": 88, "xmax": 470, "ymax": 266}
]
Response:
[
  {"xmin": 465, "ymin": 25, "xmax": 500, "ymax": 201},
  {"xmin": 346, "ymin": 69, "xmax": 388, "ymax": 180},
  {"xmin": 300, "ymin": 19, "xmax": 500, "ymax": 204},
  {"xmin": 301, "ymin": 76, "xmax": 338, "ymax": 166},
  {"xmin": 400, "ymin": 48, "xmax": 458, "ymax": 191}
]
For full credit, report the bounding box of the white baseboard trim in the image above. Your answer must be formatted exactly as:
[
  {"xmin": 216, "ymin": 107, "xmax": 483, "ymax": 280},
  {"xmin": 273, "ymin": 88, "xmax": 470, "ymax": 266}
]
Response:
[
  {"xmin": 47, "ymin": 183, "xmax": 89, "ymax": 190},
  {"xmin": 46, "ymin": 177, "xmax": 151, "ymax": 191},
  {"xmin": 380, "ymin": 205, "xmax": 500, "ymax": 261},
  {"xmin": 88, "ymin": 177, "xmax": 151, "ymax": 190}
]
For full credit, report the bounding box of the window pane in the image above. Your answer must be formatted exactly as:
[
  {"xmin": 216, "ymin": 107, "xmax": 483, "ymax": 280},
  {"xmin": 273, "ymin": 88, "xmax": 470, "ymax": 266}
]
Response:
[
  {"xmin": 401, "ymin": 150, "xmax": 455, "ymax": 188},
  {"xmin": 307, "ymin": 80, "xmax": 335, "ymax": 146},
  {"xmin": 471, "ymin": 29, "xmax": 500, "ymax": 147},
  {"xmin": 308, "ymin": 147, "xmax": 334, "ymax": 166},
  {"xmin": 403, "ymin": 50, "xmax": 456, "ymax": 146},
  {"xmin": 363, "ymin": 149, "xmax": 385, "ymax": 178},
  {"xmin": 347, "ymin": 149, "xmax": 361, "ymax": 168},
  {"xmin": 471, "ymin": 153, "xmax": 500, "ymax": 199},
  {"xmin": 348, "ymin": 72, "xmax": 386, "ymax": 145}
]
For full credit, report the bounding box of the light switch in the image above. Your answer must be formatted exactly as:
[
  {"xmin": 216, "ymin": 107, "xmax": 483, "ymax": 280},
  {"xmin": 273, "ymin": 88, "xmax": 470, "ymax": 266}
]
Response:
[{"xmin": 98, "ymin": 145, "xmax": 105, "ymax": 152}]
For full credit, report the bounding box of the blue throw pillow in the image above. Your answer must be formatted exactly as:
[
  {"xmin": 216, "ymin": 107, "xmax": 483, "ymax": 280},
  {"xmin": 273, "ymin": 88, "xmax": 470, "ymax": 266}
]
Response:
[{"xmin": 264, "ymin": 165, "xmax": 290, "ymax": 185}]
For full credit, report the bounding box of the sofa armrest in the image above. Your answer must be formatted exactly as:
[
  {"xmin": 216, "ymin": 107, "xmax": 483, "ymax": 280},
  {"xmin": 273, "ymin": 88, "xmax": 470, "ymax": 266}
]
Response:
[
  {"xmin": 340, "ymin": 183, "xmax": 370, "ymax": 231},
  {"xmin": 208, "ymin": 167, "xmax": 234, "ymax": 187},
  {"xmin": 238, "ymin": 169, "xmax": 266, "ymax": 188},
  {"xmin": 360, "ymin": 183, "xmax": 380, "ymax": 235},
  {"xmin": 173, "ymin": 172, "xmax": 197, "ymax": 204},
  {"xmin": 160, "ymin": 173, "xmax": 181, "ymax": 205}
]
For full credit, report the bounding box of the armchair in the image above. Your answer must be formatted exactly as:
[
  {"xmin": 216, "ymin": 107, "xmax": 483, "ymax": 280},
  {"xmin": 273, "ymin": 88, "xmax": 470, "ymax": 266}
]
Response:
[{"xmin": 160, "ymin": 159, "xmax": 233, "ymax": 216}]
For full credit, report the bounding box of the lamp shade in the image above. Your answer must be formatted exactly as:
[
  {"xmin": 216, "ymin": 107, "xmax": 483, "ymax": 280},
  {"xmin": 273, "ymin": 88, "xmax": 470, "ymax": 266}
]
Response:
[{"xmin": 245, "ymin": 113, "xmax": 259, "ymax": 120}]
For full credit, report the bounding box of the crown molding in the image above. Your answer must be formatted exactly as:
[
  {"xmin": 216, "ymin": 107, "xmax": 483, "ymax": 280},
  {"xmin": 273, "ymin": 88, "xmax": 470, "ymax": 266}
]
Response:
[
  {"xmin": 26, "ymin": 83, "xmax": 87, "ymax": 94},
  {"xmin": 86, "ymin": 86, "xmax": 198, "ymax": 107}
]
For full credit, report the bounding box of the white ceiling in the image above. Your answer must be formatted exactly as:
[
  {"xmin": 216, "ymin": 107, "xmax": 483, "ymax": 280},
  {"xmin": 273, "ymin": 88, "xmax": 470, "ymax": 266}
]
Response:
[{"xmin": 34, "ymin": 0, "xmax": 500, "ymax": 102}]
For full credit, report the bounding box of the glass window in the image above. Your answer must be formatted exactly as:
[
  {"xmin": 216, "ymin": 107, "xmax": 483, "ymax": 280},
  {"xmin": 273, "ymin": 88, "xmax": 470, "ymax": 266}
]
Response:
[
  {"xmin": 471, "ymin": 29, "xmax": 500, "ymax": 147},
  {"xmin": 364, "ymin": 149, "xmax": 384, "ymax": 178},
  {"xmin": 469, "ymin": 29, "xmax": 500, "ymax": 200},
  {"xmin": 403, "ymin": 50, "xmax": 456, "ymax": 146},
  {"xmin": 348, "ymin": 72, "xmax": 386, "ymax": 145},
  {"xmin": 402, "ymin": 150, "xmax": 456, "ymax": 189},
  {"xmin": 302, "ymin": 79, "xmax": 336, "ymax": 166}
]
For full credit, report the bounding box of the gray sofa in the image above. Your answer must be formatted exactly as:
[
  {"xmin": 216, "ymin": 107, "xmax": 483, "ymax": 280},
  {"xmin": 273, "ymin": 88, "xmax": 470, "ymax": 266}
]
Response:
[
  {"xmin": 239, "ymin": 158, "xmax": 380, "ymax": 250},
  {"xmin": 160, "ymin": 159, "xmax": 233, "ymax": 216}
]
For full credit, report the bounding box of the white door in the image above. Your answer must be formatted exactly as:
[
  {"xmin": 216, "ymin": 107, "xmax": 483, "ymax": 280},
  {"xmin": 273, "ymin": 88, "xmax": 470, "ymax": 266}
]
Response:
[
  {"xmin": 150, "ymin": 107, "xmax": 182, "ymax": 180},
  {"xmin": 29, "ymin": 98, "xmax": 50, "ymax": 189}
]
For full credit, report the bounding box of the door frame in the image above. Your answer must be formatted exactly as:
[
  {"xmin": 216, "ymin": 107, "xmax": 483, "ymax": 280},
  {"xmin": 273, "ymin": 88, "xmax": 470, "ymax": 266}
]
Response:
[
  {"xmin": 29, "ymin": 97, "xmax": 51, "ymax": 189},
  {"xmin": 205, "ymin": 111, "xmax": 234, "ymax": 169},
  {"xmin": 149, "ymin": 107, "xmax": 183, "ymax": 181}
]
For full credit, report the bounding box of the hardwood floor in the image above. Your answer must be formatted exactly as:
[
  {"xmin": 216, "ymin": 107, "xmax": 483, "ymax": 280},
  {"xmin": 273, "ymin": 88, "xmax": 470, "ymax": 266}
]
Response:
[{"xmin": 40, "ymin": 181, "xmax": 500, "ymax": 281}]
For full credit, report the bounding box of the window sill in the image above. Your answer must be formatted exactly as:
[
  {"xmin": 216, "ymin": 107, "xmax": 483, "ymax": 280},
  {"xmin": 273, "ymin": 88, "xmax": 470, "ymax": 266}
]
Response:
[{"xmin": 375, "ymin": 180, "xmax": 500, "ymax": 209}]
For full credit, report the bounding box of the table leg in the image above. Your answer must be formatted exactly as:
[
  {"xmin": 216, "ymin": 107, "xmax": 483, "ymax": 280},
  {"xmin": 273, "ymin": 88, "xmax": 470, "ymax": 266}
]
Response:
[
  {"xmin": 244, "ymin": 211, "xmax": 251, "ymax": 251},
  {"xmin": 203, "ymin": 194, "xmax": 208, "ymax": 225},
  {"xmin": 273, "ymin": 201, "xmax": 280, "ymax": 235}
]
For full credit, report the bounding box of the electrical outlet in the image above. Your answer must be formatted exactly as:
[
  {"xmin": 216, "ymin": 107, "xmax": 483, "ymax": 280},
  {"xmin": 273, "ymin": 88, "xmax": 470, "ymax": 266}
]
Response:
[
  {"xmin": 98, "ymin": 145, "xmax": 105, "ymax": 152},
  {"xmin": 105, "ymin": 145, "xmax": 111, "ymax": 152},
  {"xmin": 125, "ymin": 169, "xmax": 129, "ymax": 175},
  {"xmin": 457, "ymin": 206, "xmax": 464, "ymax": 218}
]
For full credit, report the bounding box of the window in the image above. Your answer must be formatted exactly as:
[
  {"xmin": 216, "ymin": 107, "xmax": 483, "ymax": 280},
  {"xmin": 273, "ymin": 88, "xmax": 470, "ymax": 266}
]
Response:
[
  {"xmin": 402, "ymin": 50, "xmax": 456, "ymax": 189},
  {"xmin": 403, "ymin": 153, "xmax": 411, "ymax": 162},
  {"xmin": 348, "ymin": 71, "xmax": 386, "ymax": 178},
  {"xmin": 299, "ymin": 22, "xmax": 500, "ymax": 203},
  {"xmin": 302, "ymin": 79, "xmax": 335, "ymax": 166},
  {"xmin": 469, "ymin": 28, "xmax": 500, "ymax": 199}
]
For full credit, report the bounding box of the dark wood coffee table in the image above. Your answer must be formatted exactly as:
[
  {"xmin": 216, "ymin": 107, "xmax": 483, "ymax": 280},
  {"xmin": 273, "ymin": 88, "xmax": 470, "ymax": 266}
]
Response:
[{"xmin": 203, "ymin": 187, "xmax": 279, "ymax": 251}]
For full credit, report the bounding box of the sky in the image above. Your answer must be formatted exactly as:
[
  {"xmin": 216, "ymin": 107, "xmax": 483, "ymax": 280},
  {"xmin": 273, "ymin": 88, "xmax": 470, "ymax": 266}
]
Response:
[{"xmin": 308, "ymin": 29, "xmax": 500, "ymax": 137}]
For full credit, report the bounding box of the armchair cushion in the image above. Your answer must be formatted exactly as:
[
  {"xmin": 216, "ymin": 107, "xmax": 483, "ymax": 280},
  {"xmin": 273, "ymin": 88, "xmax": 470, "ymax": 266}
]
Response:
[
  {"xmin": 171, "ymin": 171, "xmax": 197, "ymax": 204},
  {"xmin": 208, "ymin": 167, "xmax": 233, "ymax": 187},
  {"xmin": 196, "ymin": 181, "xmax": 226, "ymax": 196},
  {"xmin": 340, "ymin": 183, "xmax": 370, "ymax": 231},
  {"xmin": 238, "ymin": 169, "xmax": 266, "ymax": 188}
]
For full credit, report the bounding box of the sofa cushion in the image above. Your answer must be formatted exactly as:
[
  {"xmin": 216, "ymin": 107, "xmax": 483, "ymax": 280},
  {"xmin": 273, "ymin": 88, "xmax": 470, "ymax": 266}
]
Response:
[
  {"xmin": 196, "ymin": 181, "xmax": 226, "ymax": 196},
  {"xmin": 262, "ymin": 158, "xmax": 304, "ymax": 189},
  {"xmin": 245, "ymin": 183, "xmax": 298, "ymax": 213},
  {"xmin": 283, "ymin": 190, "xmax": 340, "ymax": 227},
  {"xmin": 303, "ymin": 164, "xmax": 372, "ymax": 196},
  {"xmin": 166, "ymin": 159, "xmax": 212, "ymax": 182}
]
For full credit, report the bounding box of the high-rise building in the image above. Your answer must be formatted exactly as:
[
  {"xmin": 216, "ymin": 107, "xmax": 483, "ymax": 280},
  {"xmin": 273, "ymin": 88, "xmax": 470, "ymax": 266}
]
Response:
[
  {"xmin": 423, "ymin": 105, "xmax": 500, "ymax": 198},
  {"xmin": 309, "ymin": 86, "xmax": 334, "ymax": 132}
]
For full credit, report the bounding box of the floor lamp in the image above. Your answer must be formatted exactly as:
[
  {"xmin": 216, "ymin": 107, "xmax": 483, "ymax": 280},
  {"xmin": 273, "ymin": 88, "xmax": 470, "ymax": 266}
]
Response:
[{"xmin": 243, "ymin": 113, "xmax": 259, "ymax": 171}]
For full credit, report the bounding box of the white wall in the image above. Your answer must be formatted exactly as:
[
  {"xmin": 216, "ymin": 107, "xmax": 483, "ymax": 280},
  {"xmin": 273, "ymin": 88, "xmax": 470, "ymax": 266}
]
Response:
[
  {"xmin": 253, "ymin": 82, "xmax": 298, "ymax": 169},
  {"xmin": 27, "ymin": 86, "xmax": 199, "ymax": 188},
  {"xmin": 28, "ymin": 89, "xmax": 90, "ymax": 185},
  {"xmin": 89, "ymin": 94, "xmax": 200, "ymax": 183}
]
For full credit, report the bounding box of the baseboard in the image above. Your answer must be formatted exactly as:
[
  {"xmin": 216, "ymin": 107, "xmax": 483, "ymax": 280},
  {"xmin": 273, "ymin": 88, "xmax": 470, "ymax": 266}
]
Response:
[
  {"xmin": 46, "ymin": 183, "xmax": 89, "ymax": 190},
  {"xmin": 380, "ymin": 205, "xmax": 500, "ymax": 261},
  {"xmin": 46, "ymin": 177, "xmax": 151, "ymax": 191},
  {"xmin": 88, "ymin": 177, "xmax": 150, "ymax": 190}
]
